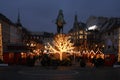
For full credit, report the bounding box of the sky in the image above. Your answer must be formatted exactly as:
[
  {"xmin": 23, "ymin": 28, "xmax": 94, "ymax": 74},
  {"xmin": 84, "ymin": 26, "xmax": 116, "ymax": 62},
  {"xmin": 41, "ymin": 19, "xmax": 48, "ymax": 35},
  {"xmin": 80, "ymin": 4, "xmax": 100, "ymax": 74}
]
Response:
[{"xmin": 0, "ymin": 0, "xmax": 120, "ymax": 33}]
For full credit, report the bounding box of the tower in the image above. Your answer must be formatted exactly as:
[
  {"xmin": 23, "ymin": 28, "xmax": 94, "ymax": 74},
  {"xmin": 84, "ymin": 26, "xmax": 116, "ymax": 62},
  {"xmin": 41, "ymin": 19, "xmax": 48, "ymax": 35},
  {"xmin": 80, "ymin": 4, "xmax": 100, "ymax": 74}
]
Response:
[
  {"xmin": 16, "ymin": 11, "xmax": 23, "ymax": 44},
  {"xmin": 16, "ymin": 10, "xmax": 22, "ymax": 27},
  {"xmin": 73, "ymin": 14, "xmax": 79, "ymax": 29},
  {"xmin": 73, "ymin": 14, "xmax": 79, "ymax": 46}
]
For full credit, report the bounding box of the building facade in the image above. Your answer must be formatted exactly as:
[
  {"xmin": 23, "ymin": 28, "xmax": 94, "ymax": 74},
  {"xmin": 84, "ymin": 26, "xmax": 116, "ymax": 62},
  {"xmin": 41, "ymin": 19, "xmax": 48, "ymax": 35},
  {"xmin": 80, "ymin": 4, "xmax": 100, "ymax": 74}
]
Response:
[
  {"xmin": 68, "ymin": 15, "xmax": 87, "ymax": 51},
  {"xmin": 0, "ymin": 13, "xmax": 30, "ymax": 61},
  {"xmin": 27, "ymin": 32, "xmax": 54, "ymax": 52},
  {"xmin": 100, "ymin": 18, "xmax": 120, "ymax": 54},
  {"xmin": 0, "ymin": 13, "xmax": 11, "ymax": 60},
  {"xmin": 0, "ymin": 23, "xmax": 3, "ymax": 60},
  {"xmin": 86, "ymin": 16, "xmax": 120, "ymax": 54}
]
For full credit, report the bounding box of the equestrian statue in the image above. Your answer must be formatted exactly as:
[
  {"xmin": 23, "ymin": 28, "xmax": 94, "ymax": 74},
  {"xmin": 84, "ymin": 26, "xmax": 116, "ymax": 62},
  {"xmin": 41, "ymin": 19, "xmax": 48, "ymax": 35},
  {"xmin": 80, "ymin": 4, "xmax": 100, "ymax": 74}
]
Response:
[{"xmin": 56, "ymin": 9, "xmax": 66, "ymax": 33}]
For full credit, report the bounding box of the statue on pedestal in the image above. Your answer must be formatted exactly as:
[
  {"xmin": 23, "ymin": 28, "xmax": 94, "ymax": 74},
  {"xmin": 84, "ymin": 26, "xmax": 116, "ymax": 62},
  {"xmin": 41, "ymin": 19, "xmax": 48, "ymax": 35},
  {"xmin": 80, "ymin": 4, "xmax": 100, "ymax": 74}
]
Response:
[{"xmin": 56, "ymin": 9, "xmax": 66, "ymax": 33}]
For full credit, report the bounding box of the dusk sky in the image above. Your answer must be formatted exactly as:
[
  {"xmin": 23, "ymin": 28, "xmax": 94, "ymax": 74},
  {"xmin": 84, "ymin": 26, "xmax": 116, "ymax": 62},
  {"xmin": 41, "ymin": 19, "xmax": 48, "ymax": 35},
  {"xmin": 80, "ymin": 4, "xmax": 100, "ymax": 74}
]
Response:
[{"xmin": 0, "ymin": 0, "xmax": 120, "ymax": 33}]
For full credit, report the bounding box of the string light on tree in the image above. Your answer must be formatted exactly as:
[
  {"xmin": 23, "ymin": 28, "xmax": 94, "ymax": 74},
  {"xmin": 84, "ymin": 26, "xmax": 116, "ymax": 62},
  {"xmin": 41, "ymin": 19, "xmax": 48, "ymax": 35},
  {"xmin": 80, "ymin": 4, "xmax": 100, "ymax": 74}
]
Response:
[{"xmin": 46, "ymin": 34, "xmax": 74, "ymax": 61}]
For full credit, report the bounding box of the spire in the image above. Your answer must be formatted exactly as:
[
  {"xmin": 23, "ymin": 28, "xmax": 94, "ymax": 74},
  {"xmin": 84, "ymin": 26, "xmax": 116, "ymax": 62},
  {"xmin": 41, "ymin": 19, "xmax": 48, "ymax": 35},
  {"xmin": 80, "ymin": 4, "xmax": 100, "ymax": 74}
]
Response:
[
  {"xmin": 16, "ymin": 10, "xmax": 22, "ymax": 27},
  {"xmin": 73, "ymin": 14, "xmax": 79, "ymax": 29},
  {"xmin": 74, "ymin": 14, "xmax": 78, "ymax": 24}
]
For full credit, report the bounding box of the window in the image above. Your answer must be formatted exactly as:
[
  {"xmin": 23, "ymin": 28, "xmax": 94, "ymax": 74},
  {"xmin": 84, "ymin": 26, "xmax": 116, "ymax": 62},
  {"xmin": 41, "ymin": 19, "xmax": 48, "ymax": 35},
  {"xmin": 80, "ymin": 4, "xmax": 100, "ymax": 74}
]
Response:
[
  {"xmin": 37, "ymin": 36, "xmax": 39, "ymax": 39},
  {"xmin": 79, "ymin": 30, "xmax": 83, "ymax": 34},
  {"xmin": 9, "ymin": 53, "xmax": 14, "ymax": 59},
  {"xmin": 79, "ymin": 35, "xmax": 83, "ymax": 39},
  {"xmin": 84, "ymin": 36, "xmax": 87, "ymax": 39}
]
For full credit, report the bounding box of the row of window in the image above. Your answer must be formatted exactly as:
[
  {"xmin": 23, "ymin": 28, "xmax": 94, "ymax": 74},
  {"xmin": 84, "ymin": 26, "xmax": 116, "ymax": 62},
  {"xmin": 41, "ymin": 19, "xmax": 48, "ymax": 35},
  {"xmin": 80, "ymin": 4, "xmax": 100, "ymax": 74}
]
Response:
[
  {"xmin": 29, "ymin": 35, "xmax": 53, "ymax": 40},
  {"xmin": 72, "ymin": 35, "xmax": 87, "ymax": 39},
  {"xmin": 70, "ymin": 30, "xmax": 87, "ymax": 36}
]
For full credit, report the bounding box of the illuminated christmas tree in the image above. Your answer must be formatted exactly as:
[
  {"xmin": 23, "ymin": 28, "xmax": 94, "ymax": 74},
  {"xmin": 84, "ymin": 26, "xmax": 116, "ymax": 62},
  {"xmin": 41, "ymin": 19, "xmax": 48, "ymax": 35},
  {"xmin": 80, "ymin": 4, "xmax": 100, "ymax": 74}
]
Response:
[{"xmin": 46, "ymin": 34, "xmax": 74, "ymax": 61}]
